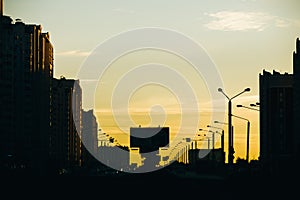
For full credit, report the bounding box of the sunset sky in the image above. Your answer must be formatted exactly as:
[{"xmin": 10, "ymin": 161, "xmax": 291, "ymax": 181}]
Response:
[{"xmin": 5, "ymin": 0, "xmax": 300, "ymax": 162}]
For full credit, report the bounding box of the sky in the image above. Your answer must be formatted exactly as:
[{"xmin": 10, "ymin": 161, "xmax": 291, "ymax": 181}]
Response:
[{"xmin": 4, "ymin": 0, "xmax": 300, "ymax": 162}]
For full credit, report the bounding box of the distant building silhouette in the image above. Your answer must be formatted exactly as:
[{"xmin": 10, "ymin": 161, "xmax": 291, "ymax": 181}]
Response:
[
  {"xmin": 97, "ymin": 145, "xmax": 130, "ymax": 172},
  {"xmin": 188, "ymin": 148, "xmax": 224, "ymax": 174},
  {"xmin": 81, "ymin": 109, "xmax": 98, "ymax": 167},
  {"xmin": 259, "ymin": 70, "xmax": 293, "ymax": 173},
  {"xmin": 50, "ymin": 77, "xmax": 82, "ymax": 171},
  {"xmin": 0, "ymin": 10, "xmax": 53, "ymax": 174}
]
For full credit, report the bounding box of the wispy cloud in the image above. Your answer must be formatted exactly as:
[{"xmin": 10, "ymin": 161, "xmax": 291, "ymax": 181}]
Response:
[
  {"xmin": 204, "ymin": 11, "xmax": 300, "ymax": 31},
  {"xmin": 274, "ymin": 17, "xmax": 300, "ymax": 28},
  {"xmin": 56, "ymin": 50, "xmax": 91, "ymax": 57}
]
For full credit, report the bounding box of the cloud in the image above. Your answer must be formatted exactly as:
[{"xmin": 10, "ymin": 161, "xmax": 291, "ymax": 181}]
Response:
[
  {"xmin": 204, "ymin": 11, "xmax": 273, "ymax": 31},
  {"xmin": 274, "ymin": 17, "xmax": 300, "ymax": 28},
  {"xmin": 204, "ymin": 11, "xmax": 300, "ymax": 31},
  {"xmin": 56, "ymin": 50, "xmax": 91, "ymax": 57}
]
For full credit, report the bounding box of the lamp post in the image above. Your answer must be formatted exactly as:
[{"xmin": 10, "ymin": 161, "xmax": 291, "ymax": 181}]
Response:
[
  {"xmin": 214, "ymin": 120, "xmax": 228, "ymax": 125},
  {"xmin": 250, "ymin": 102, "xmax": 260, "ymax": 110},
  {"xmin": 237, "ymin": 104, "xmax": 260, "ymax": 111},
  {"xmin": 250, "ymin": 102, "xmax": 260, "ymax": 106},
  {"xmin": 207, "ymin": 125, "xmax": 224, "ymax": 151},
  {"xmin": 218, "ymin": 87, "xmax": 251, "ymax": 165},
  {"xmin": 231, "ymin": 114, "xmax": 251, "ymax": 163},
  {"xmin": 194, "ymin": 134, "xmax": 211, "ymax": 149},
  {"xmin": 199, "ymin": 129, "xmax": 215, "ymax": 150},
  {"xmin": 236, "ymin": 103, "xmax": 259, "ymax": 163},
  {"xmin": 214, "ymin": 121, "xmax": 230, "ymax": 164}
]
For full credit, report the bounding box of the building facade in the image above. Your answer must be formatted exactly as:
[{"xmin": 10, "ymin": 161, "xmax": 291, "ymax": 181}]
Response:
[
  {"xmin": 50, "ymin": 77, "xmax": 82, "ymax": 171},
  {"xmin": 259, "ymin": 70, "xmax": 294, "ymax": 173},
  {"xmin": 259, "ymin": 38, "xmax": 300, "ymax": 174},
  {"xmin": 0, "ymin": 13, "xmax": 53, "ymax": 174},
  {"xmin": 293, "ymin": 38, "xmax": 300, "ymax": 161}
]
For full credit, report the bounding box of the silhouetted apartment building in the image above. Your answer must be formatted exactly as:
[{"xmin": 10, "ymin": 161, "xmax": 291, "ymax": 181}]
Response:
[
  {"xmin": 0, "ymin": 12, "xmax": 53, "ymax": 174},
  {"xmin": 293, "ymin": 38, "xmax": 300, "ymax": 161},
  {"xmin": 259, "ymin": 70, "xmax": 294, "ymax": 172},
  {"xmin": 50, "ymin": 77, "xmax": 82, "ymax": 170},
  {"xmin": 81, "ymin": 109, "xmax": 98, "ymax": 167},
  {"xmin": 259, "ymin": 38, "xmax": 300, "ymax": 174}
]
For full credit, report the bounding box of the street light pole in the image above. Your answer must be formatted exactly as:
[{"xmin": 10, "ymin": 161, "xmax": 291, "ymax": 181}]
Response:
[
  {"xmin": 218, "ymin": 87, "xmax": 250, "ymax": 165},
  {"xmin": 228, "ymin": 100, "xmax": 233, "ymax": 164},
  {"xmin": 231, "ymin": 114, "xmax": 251, "ymax": 163},
  {"xmin": 236, "ymin": 103, "xmax": 259, "ymax": 163},
  {"xmin": 199, "ymin": 129, "xmax": 215, "ymax": 150},
  {"xmin": 250, "ymin": 102, "xmax": 260, "ymax": 107},
  {"xmin": 199, "ymin": 128, "xmax": 221, "ymax": 162},
  {"xmin": 207, "ymin": 125, "xmax": 224, "ymax": 151},
  {"xmin": 213, "ymin": 121, "xmax": 229, "ymax": 164},
  {"xmin": 237, "ymin": 104, "xmax": 260, "ymax": 111}
]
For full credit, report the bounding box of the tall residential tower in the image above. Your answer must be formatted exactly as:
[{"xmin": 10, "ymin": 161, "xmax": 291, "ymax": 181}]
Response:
[
  {"xmin": 0, "ymin": 7, "xmax": 53, "ymax": 174},
  {"xmin": 50, "ymin": 77, "xmax": 83, "ymax": 170},
  {"xmin": 293, "ymin": 38, "xmax": 300, "ymax": 161}
]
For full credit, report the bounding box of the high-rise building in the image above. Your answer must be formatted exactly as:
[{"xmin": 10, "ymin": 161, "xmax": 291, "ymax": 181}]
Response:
[
  {"xmin": 259, "ymin": 38, "xmax": 300, "ymax": 174},
  {"xmin": 0, "ymin": 9, "xmax": 53, "ymax": 174},
  {"xmin": 50, "ymin": 77, "xmax": 82, "ymax": 171},
  {"xmin": 293, "ymin": 38, "xmax": 300, "ymax": 161},
  {"xmin": 259, "ymin": 70, "xmax": 294, "ymax": 173}
]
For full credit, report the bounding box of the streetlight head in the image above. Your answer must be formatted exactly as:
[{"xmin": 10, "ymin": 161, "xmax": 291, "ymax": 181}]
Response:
[
  {"xmin": 236, "ymin": 104, "xmax": 243, "ymax": 107},
  {"xmin": 218, "ymin": 88, "xmax": 223, "ymax": 92},
  {"xmin": 244, "ymin": 88, "xmax": 251, "ymax": 92}
]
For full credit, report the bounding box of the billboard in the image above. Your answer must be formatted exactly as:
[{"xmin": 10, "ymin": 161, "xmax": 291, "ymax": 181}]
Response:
[{"xmin": 130, "ymin": 127, "xmax": 170, "ymax": 153}]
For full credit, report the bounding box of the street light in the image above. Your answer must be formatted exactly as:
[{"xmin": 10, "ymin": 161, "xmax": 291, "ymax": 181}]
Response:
[
  {"xmin": 199, "ymin": 128, "xmax": 215, "ymax": 150},
  {"xmin": 214, "ymin": 120, "xmax": 228, "ymax": 125},
  {"xmin": 207, "ymin": 125, "xmax": 224, "ymax": 151},
  {"xmin": 213, "ymin": 121, "xmax": 230, "ymax": 164},
  {"xmin": 237, "ymin": 104, "xmax": 259, "ymax": 111},
  {"xmin": 231, "ymin": 114, "xmax": 251, "ymax": 163},
  {"xmin": 218, "ymin": 87, "xmax": 251, "ymax": 165},
  {"xmin": 250, "ymin": 102, "xmax": 260, "ymax": 108}
]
